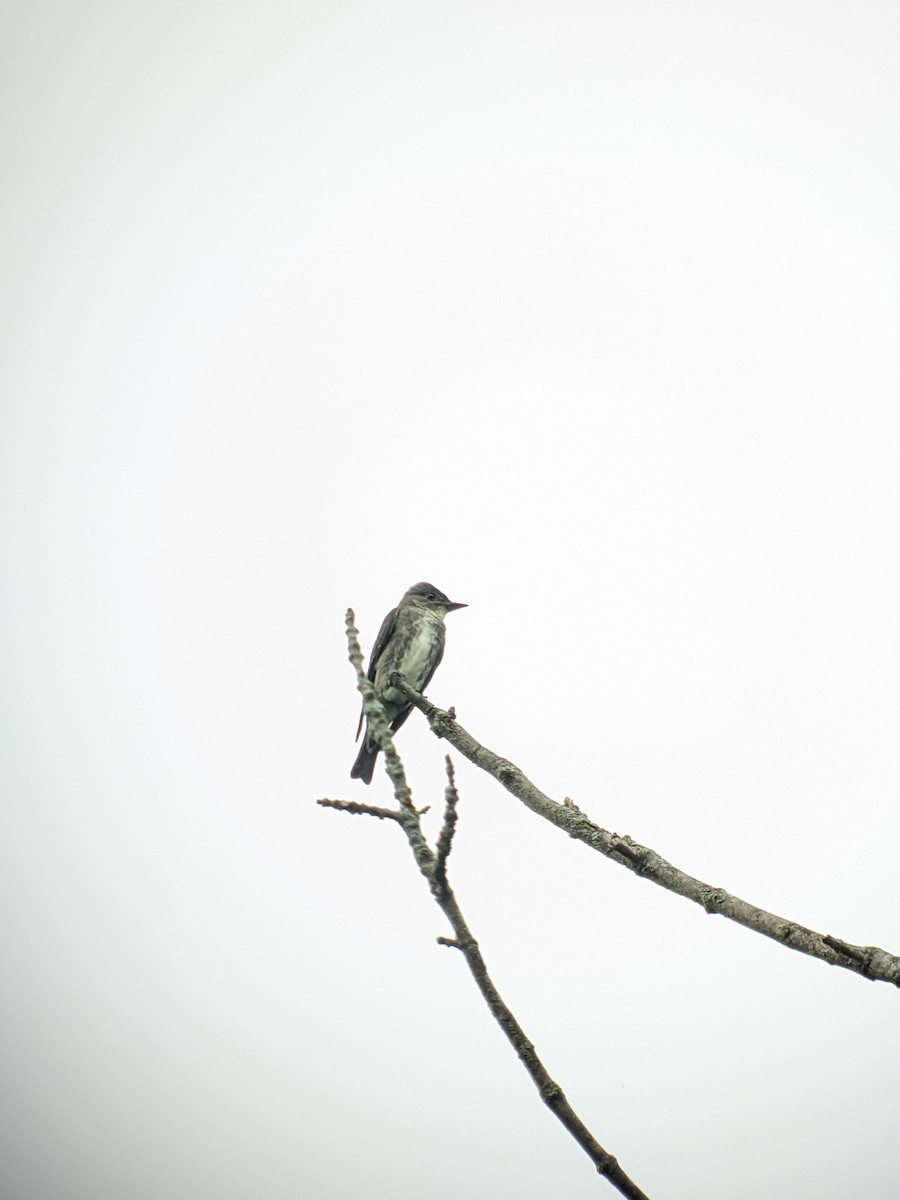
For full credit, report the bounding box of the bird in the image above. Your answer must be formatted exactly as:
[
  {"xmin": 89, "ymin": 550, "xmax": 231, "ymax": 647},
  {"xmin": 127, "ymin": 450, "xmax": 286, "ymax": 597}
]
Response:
[{"xmin": 351, "ymin": 581, "xmax": 467, "ymax": 784}]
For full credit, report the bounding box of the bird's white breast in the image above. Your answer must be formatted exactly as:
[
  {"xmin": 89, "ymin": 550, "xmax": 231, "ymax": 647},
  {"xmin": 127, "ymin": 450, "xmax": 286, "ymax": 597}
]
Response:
[
  {"xmin": 376, "ymin": 610, "xmax": 443, "ymax": 701},
  {"xmin": 397, "ymin": 619, "xmax": 439, "ymax": 683}
]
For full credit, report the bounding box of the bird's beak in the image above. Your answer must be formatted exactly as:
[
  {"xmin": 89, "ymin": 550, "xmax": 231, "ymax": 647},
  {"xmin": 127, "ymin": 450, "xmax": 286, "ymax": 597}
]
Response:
[{"xmin": 445, "ymin": 601, "xmax": 467, "ymax": 612}]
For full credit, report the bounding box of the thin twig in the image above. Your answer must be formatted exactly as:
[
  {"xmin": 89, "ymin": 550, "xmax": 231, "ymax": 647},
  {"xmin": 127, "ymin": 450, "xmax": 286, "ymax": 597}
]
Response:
[
  {"xmin": 434, "ymin": 757, "xmax": 459, "ymax": 890},
  {"xmin": 317, "ymin": 797, "xmax": 401, "ymax": 822},
  {"xmin": 394, "ymin": 681, "xmax": 900, "ymax": 989}
]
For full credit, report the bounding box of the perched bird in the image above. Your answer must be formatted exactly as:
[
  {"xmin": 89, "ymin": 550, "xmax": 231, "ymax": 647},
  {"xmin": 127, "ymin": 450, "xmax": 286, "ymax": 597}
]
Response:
[{"xmin": 351, "ymin": 582, "xmax": 466, "ymax": 784}]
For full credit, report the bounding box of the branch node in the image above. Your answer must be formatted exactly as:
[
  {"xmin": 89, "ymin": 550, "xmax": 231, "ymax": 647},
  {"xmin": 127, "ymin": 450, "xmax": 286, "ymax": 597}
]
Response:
[
  {"xmin": 610, "ymin": 835, "xmax": 642, "ymax": 864},
  {"xmin": 823, "ymin": 935, "xmax": 872, "ymax": 975},
  {"xmin": 701, "ymin": 887, "xmax": 728, "ymax": 914}
]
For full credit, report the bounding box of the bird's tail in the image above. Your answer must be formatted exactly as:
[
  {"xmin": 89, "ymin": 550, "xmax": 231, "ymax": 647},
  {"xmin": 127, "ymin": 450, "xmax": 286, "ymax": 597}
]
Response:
[{"xmin": 350, "ymin": 739, "xmax": 378, "ymax": 785}]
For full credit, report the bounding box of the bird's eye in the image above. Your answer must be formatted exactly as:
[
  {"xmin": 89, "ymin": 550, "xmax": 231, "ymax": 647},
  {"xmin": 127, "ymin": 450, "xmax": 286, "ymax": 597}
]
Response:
[{"xmin": 426, "ymin": 592, "xmax": 436, "ymax": 600}]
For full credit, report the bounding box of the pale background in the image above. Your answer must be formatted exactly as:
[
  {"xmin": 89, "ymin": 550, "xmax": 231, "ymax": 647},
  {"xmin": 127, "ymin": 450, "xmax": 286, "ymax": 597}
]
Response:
[{"xmin": 3, "ymin": 3, "xmax": 900, "ymax": 1198}]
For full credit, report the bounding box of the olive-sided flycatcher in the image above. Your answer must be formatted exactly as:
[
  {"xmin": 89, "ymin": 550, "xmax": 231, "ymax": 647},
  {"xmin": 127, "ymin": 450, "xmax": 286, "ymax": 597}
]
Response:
[{"xmin": 351, "ymin": 582, "xmax": 467, "ymax": 784}]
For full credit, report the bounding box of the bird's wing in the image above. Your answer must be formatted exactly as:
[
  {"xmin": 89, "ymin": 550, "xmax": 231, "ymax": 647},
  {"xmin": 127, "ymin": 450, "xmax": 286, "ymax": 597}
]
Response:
[{"xmin": 354, "ymin": 602, "xmax": 399, "ymax": 741}]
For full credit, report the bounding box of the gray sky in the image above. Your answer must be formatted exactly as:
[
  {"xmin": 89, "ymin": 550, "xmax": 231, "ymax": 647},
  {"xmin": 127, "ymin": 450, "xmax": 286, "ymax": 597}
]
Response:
[{"xmin": 4, "ymin": 3, "xmax": 900, "ymax": 1197}]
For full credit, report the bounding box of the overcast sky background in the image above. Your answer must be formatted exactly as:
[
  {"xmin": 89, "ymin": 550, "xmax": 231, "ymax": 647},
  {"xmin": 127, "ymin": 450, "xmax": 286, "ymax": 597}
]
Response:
[{"xmin": 4, "ymin": 3, "xmax": 900, "ymax": 1198}]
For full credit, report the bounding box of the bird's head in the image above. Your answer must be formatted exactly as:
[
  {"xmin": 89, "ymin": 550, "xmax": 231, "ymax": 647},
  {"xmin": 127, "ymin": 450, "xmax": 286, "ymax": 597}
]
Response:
[{"xmin": 405, "ymin": 582, "xmax": 467, "ymax": 614}]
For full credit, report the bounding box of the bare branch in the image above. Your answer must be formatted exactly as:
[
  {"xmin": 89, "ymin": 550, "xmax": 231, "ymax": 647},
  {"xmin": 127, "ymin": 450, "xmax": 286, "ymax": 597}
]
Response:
[
  {"xmin": 395, "ymin": 680, "xmax": 900, "ymax": 989},
  {"xmin": 323, "ymin": 615, "xmax": 652, "ymax": 1198}
]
